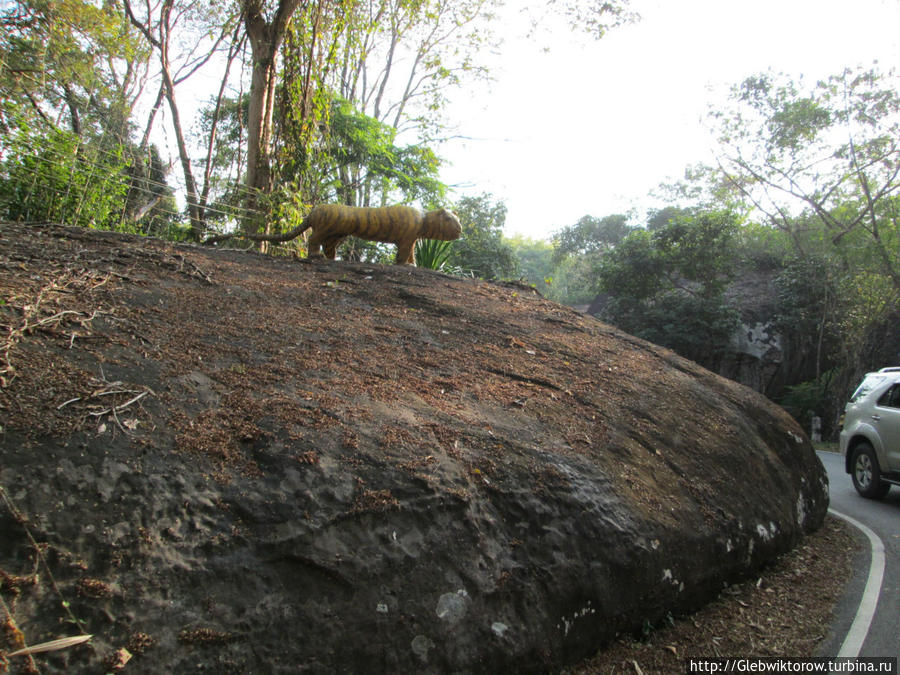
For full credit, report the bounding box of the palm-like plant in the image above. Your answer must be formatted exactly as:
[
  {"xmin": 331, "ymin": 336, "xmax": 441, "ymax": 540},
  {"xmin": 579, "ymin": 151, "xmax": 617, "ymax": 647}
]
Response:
[{"xmin": 414, "ymin": 238, "xmax": 455, "ymax": 271}]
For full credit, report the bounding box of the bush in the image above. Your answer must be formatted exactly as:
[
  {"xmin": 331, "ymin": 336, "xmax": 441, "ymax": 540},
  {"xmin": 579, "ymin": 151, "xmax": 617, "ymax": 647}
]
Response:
[{"xmin": 0, "ymin": 125, "xmax": 128, "ymax": 228}]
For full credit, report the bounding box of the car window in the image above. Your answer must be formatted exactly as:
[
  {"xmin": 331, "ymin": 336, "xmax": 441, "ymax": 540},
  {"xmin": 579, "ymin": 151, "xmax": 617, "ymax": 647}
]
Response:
[
  {"xmin": 877, "ymin": 384, "xmax": 900, "ymax": 408},
  {"xmin": 850, "ymin": 375, "xmax": 887, "ymax": 402}
]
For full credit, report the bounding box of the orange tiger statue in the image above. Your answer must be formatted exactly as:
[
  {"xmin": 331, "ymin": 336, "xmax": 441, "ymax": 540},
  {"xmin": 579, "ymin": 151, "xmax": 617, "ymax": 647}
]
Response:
[{"xmin": 204, "ymin": 204, "xmax": 461, "ymax": 266}]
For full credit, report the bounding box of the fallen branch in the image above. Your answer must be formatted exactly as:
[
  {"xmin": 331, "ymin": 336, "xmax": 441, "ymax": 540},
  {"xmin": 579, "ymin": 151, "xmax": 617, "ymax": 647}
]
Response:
[
  {"xmin": 57, "ymin": 387, "xmax": 147, "ymax": 410},
  {"xmin": 86, "ymin": 389, "xmax": 151, "ymax": 417},
  {"xmin": 0, "ymin": 273, "xmax": 109, "ymax": 386}
]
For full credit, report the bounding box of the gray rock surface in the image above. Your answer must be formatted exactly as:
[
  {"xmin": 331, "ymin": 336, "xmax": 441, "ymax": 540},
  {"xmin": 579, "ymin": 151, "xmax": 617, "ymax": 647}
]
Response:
[{"xmin": 0, "ymin": 223, "xmax": 828, "ymax": 672}]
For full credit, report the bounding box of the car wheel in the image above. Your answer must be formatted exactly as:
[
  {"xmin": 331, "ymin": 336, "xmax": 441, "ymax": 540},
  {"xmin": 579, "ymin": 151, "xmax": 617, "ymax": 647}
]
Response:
[{"xmin": 851, "ymin": 442, "xmax": 891, "ymax": 499}]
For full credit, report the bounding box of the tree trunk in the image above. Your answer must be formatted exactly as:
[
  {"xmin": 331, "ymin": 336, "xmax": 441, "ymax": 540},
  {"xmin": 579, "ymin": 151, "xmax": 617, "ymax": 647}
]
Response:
[
  {"xmin": 161, "ymin": 60, "xmax": 204, "ymax": 239},
  {"xmin": 242, "ymin": 0, "xmax": 303, "ymax": 237},
  {"xmin": 123, "ymin": 0, "xmax": 204, "ymax": 240}
]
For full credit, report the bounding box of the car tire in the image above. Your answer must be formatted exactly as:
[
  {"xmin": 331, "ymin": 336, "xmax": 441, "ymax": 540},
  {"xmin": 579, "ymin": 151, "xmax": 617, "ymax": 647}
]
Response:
[{"xmin": 851, "ymin": 442, "xmax": 891, "ymax": 499}]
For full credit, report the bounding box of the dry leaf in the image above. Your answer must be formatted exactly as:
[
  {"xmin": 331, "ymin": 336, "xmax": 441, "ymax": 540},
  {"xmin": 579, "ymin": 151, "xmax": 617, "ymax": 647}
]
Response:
[{"xmin": 111, "ymin": 647, "xmax": 132, "ymax": 670}]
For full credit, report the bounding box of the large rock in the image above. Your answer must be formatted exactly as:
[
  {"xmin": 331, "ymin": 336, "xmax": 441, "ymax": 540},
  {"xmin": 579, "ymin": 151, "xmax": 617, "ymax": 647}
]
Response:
[
  {"xmin": 0, "ymin": 223, "xmax": 827, "ymax": 673},
  {"xmin": 720, "ymin": 320, "xmax": 784, "ymax": 393}
]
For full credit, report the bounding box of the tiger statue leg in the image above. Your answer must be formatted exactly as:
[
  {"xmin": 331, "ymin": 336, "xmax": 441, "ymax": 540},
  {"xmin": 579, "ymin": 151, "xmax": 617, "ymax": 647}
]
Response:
[
  {"xmin": 322, "ymin": 236, "xmax": 345, "ymax": 260},
  {"xmin": 394, "ymin": 238, "xmax": 417, "ymax": 266},
  {"xmin": 306, "ymin": 230, "xmax": 327, "ymax": 258}
]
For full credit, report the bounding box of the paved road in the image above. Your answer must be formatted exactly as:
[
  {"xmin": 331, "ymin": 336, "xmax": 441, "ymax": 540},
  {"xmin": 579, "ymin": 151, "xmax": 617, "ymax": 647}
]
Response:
[{"xmin": 817, "ymin": 450, "xmax": 899, "ymax": 659}]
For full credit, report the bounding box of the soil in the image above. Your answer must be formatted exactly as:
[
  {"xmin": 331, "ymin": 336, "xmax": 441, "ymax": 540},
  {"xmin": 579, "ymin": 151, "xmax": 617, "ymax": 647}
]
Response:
[{"xmin": 0, "ymin": 223, "xmax": 838, "ymax": 673}]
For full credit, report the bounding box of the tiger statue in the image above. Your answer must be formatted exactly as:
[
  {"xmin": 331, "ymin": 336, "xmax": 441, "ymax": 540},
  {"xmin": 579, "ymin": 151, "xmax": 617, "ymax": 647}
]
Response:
[{"xmin": 204, "ymin": 204, "xmax": 462, "ymax": 266}]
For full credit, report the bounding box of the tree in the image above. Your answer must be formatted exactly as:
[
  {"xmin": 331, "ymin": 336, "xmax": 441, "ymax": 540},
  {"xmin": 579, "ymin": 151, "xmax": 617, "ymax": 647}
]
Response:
[
  {"xmin": 507, "ymin": 235, "xmax": 554, "ymax": 288},
  {"xmin": 711, "ymin": 66, "xmax": 900, "ymax": 413},
  {"xmin": 337, "ymin": 0, "xmax": 500, "ymax": 142},
  {"xmin": 1, "ymin": 0, "xmax": 143, "ymax": 137},
  {"xmin": 552, "ymin": 214, "xmax": 633, "ymax": 262},
  {"xmin": 544, "ymin": 213, "xmax": 635, "ymax": 303},
  {"xmin": 237, "ymin": 0, "xmax": 635, "ymax": 234},
  {"xmin": 447, "ymin": 193, "xmax": 517, "ymax": 279},
  {"xmin": 1, "ymin": 0, "xmax": 636, "ymax": 244},
  {"xmin": 712, "ymin": 67, "xmax": 900, "ymax": 293},
  {"xmin": 124, "ymin": 0, "xmax": 241, "ymax": 239},
  {"xmin": 0, "ymin": 1, "xmax": 155, "ymax": 229},
  {"xmin": 0, "ymin": 125, "xmax": 128, "ymax": 228},
  {"xmin": 773, "ymin": 255, "xmax": 842, "ymax": 382},
  {"xmin": 241, "ymin": 0, "xmax": 305, "ymax": 231},
  {"xmin": 280, "ymin": 94, "xmax": 446, "ymax": 209},
  {"xmin": 595, "ymin": 209, "xmax": 741, "ymax": 369}
]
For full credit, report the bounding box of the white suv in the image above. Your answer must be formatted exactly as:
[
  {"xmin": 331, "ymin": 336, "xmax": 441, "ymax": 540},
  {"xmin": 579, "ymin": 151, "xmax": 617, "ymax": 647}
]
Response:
[{"xmin": 840, "ymin": 367, "xmax": 900, "ymax": 499}]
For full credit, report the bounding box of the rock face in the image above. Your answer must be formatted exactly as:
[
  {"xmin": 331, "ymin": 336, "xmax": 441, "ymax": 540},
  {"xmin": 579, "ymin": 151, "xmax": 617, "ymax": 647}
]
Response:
[
  {"xmin": 720, "ymin": 320, "xmax": 784, "ymax": 393},
  {"xmin": 0, "ymin": 223, "xmax": 828, "ymax": 673},
  {"xmin": 719, "ymin": 270, "xmax": 786, "ymax": 396}
]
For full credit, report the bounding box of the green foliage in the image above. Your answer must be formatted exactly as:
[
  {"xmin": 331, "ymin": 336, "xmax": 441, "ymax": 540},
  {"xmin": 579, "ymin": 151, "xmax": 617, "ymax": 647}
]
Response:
[
  {"xmin": 335, "ymin": 0, "xmax": 501, "ymax": 142},
  {"xmin": 197, "ymin": 93, "xmax": 250, "ymax": 221},
  {"xmin": 606, "ymin": 292, "xmax": 740, "ymax": 367},
  {"xmin": 596, "ymin": 229, "xmax": 662, "ymax": 299},
  {"xmin": 277, "ymin": 94, "xmax": 447, "ymax": 208},
  {"xmin": 0, "ymin": 124, "xmax": 128, "ymax": 228},
  {"xmin": 774, "ymin": 256, "xmax": 841, "ymax": 344},
  {"xmin": 652, "ymin": 209, "xmax": 740, "ymax": 296},
  {"xmin": 255, "ymin": 184, "xmax": 310, "ymax": 253},
  {"xmin": 594, "ymin": 209, "xmax": 742, "ymax": 370},
  {"xmin": 415, "ymin": 239, "xmax": 457, "ymax": 271},
  {"xmin": 597, "ymin": 210, "xmax": 739, "ymax": 300},
  {"xmin": 1, "ymin": 0, "xmax": 142, "ymax": 136},
  {"xmin": 734, "ymin": 220, "xmax": 790, "ymax": 270},
  {"xmin": 545, "ymin": 213, "xmax": 636, "ymax": 303},
  {"xmin": 508, "ymin": 234, "xmax": 603, "ymax": 304},
  {"xmin": 544, "ymin": 255, "xmax": 601, "ymax": 305},
  {"xmin": 551, "ymin": 213, "xmax": 634, "ymax": 262},
  {"xmin": 507, "ymin": 235, "xmax": 557, "ymax": 292},
  {"xmin": 709, "ymin": 65, "xmax": 900, "ymax": 422},
  {"xmin": 447, "ymin": 194, "xmax": 518, "ymax": 280},
  {"xmin": 778, "ymin": 371, "xmax": 837, "ymax": 432},
  {"xmin": 769, "ymin": 254, "xmax": 844, "ymax": 391},
  {"xmin": 714, "ymin": 66, "xmax": 900, "ymax": 290}
]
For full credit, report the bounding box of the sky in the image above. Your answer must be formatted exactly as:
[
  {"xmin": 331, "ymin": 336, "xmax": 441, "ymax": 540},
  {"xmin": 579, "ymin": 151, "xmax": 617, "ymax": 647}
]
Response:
[{"xmin": 439, "ymin": 0, "xmax": 900, "ymax": 241}]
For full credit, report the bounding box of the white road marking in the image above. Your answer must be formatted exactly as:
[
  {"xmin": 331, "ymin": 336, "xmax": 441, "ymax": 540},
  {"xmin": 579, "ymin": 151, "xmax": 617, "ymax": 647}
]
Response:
[{"xmin": 828, "ymin": 508, "xmax": 886, "ymax": 657}]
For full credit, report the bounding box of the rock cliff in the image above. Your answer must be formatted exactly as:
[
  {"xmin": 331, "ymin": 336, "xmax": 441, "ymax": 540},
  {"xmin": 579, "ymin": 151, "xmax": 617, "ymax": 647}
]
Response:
[{"xmin": 0, "ymin": 223, "xmax": 828, "ymax": 673}]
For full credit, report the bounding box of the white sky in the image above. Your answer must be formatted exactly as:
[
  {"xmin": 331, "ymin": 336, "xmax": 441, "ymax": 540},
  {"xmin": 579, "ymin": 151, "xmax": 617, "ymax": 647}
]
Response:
[{"xmin": 439, "ymin": 0, "xmax": 900, "ymax": 241}]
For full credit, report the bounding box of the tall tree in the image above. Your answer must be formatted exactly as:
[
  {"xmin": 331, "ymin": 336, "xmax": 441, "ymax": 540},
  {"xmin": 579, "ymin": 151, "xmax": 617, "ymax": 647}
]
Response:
[
  {"xmin": 0, "ymin": 1, "xmax": 152, "ymax": 229},
  {"xmin": 342, "ymin": 0, "xmax": 497, "ymax": 132},
  {"xmin": 240, "ymin": 0, "xmax": 634, "ymax": 230},
  {"xmin": 124, "ymin": 0, "xmax": 240, "ymax": 239},
  {"xmin": 712, "ymin": 67, "xmax": 900, "ymax": 293},
  {"xmin": 711, "ymin": 66, "xmax": 900, "ymax": 400},
  {"xmin": 241, "ymin": 0, "xmax": 304, "ymax": 232},
  {"xmin": 447, "ymin": 193, "xmax": 517, "ymax": 279},
  {"xmin": 1, "ymin": 0, "xmax": 144, "ymax": 137}
]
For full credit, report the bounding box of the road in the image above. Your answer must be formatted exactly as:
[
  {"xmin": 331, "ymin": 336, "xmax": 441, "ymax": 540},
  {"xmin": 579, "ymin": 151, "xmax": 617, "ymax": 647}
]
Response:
[{"xmin": 816, "ymin": 450, "xmax": 899, "ymax": 659}]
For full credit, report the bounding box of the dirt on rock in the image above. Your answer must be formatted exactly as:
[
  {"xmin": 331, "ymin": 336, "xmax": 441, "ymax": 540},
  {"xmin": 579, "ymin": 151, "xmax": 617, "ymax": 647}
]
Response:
[{"xmin": 0, "ymin": 223, "xmax": 830, "ymax": 673}]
